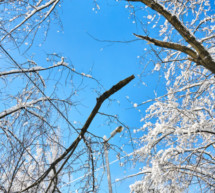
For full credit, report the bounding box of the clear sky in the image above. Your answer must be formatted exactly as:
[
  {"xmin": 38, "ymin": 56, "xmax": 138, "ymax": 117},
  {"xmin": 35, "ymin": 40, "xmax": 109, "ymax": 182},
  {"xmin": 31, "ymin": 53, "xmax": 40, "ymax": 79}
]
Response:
[
  {"xmin": 14, "ymin": 0, "xmax": 166, "ymax": 192},
  {"xmin": 20, "ymin": 1, "xmax": 214, "ymax": 192}
]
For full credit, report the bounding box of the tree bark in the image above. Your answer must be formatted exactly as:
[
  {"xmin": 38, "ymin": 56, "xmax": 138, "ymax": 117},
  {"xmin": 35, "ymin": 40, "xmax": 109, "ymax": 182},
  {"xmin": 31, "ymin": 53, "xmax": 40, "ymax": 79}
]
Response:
[{"xmin": 130, "ymin": 0, "xmax": 215, "ymax": 73}]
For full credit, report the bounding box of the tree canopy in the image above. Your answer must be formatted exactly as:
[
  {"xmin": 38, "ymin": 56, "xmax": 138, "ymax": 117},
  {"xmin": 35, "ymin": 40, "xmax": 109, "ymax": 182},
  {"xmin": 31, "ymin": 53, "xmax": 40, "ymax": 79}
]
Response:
[{"xmin": 0, "ymin": 0, "xmax": 214, "ymax": 192}]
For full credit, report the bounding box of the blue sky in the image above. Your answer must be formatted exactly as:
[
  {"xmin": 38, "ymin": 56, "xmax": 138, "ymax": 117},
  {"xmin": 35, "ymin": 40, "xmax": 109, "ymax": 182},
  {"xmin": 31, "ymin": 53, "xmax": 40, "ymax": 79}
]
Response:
[
  {"xmin": 1, "ymin": 0, "xmax": 215, "ymax": 192},
  {"xmin": 10, "ymin": 0, "xmax": 166, "ymax": 192},
  {"xmin": 31, "ymin": 1, "xmax": 214, "ymax": 192}
]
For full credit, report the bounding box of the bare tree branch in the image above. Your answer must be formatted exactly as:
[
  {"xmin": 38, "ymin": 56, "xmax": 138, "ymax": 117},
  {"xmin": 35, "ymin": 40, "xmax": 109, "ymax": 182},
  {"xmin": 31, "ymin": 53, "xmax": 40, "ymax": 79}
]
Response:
[{"xmin": 20, "ymin": 74, "xmax": 135, "ymax": 192}]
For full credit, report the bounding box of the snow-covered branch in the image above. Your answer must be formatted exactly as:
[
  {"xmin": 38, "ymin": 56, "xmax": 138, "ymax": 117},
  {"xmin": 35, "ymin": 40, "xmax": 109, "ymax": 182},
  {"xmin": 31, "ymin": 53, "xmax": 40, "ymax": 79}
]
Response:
[
  {"xmin": 134, "ymin": 33, "xmax": 198, "ymax": 59},
  {"xmin": 1, "ymin": 0, "xmax": 60, "ymax": 42},
  {"xmin": 0, "ymin": 97, "xmax": 48, "ymax": 119},
  {"xmin": 129, "ymin": 0, "xmax": 215, "ymax": 74},
  {"xmin": 0, "ymin": 64, "xmax": 63, "ymax": 77}
]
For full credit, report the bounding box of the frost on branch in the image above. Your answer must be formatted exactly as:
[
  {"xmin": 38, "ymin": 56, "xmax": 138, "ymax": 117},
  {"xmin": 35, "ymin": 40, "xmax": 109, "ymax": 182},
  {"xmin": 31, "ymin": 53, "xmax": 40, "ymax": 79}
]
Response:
[
  {"xmin": 131, "ymin": 65, "xmax": 215, "ymax": 192},
  {"xmin": 0, "ymin": 131, "xmax": 63, "ymax": 192},
  {"xmin": 131, "ymin": 0, "xmax": 215, "ymax": 73},
  {"xmin": 0, "ymin": 51, "xmax": 101, "ymax": 192},
  {"xmin": 127, "ymin": 0, "xmax": 215, "ymax": 192},
  {"xmin": 0, "ymin": 0, "xmax": 61, "ymax": 47}
]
